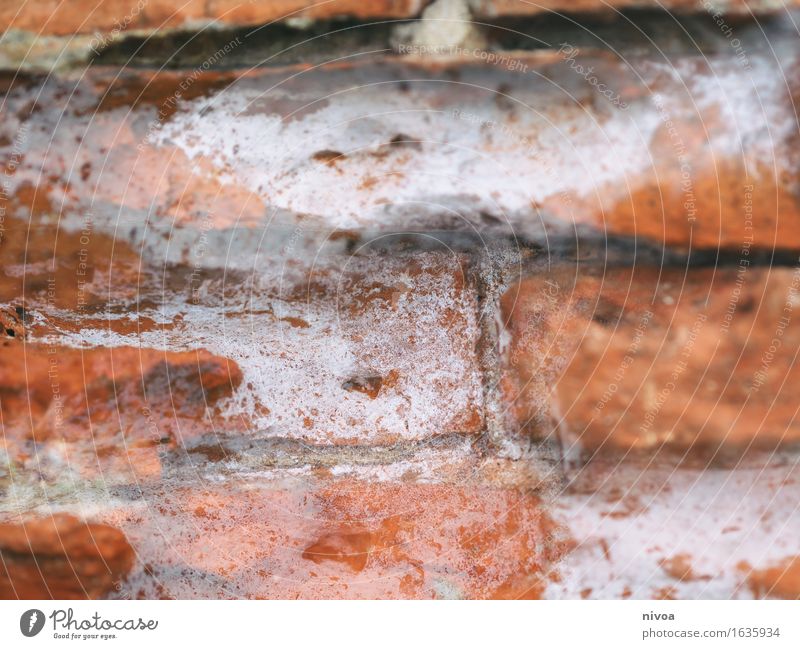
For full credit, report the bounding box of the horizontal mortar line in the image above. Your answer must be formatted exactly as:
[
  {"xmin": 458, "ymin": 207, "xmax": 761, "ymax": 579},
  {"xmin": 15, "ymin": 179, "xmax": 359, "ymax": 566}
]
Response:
[{"xmin": 173, "ymin": 431, "xmax": 481, "ymax": 469}]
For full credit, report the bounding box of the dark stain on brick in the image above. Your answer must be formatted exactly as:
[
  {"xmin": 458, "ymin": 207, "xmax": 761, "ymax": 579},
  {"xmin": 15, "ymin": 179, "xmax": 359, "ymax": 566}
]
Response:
[{"xmin": 312, "ymin": 149, "xmax": 346, "ymax": 165}]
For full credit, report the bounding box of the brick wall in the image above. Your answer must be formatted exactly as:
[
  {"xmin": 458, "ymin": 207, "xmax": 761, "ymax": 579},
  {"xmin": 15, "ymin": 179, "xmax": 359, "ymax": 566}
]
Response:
[{"xmin": 1, "ymin": 0, "xmax": 799, "ymax": 599}]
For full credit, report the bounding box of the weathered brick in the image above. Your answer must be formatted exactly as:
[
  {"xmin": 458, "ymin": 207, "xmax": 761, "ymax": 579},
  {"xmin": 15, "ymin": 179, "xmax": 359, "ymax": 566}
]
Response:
[
  {"xmin": 0, "ymin": 514, "xmax": 134, "ymax": 599},
  {"xmin": 501, "ymin": 264, "xmax": 800, "ymax": 455},
  {"xmin": 547, "ymin": 456, "xmax": 800, "ymax": 599},
  {"xmin": 0, "ymin": 344, "xmax": 241, "ymax": 438},
  {"xmin": 2, "ymin": 48, "xmax": 797, "ymax": 251},
  {"xmin": 0, "ymin": 0, "xmax": 426, "ymax": 37},
  {"xmin": 2, "ymin": 2, "xmax": 799, "ymax": 604},
  {"xmin": 104, "ymin": 478, "xmax": 567, "ymax": 599},
  {"xmin": 1, "ymin": 0, "xmax": 794, "ymax": 39},
  {"xmin": 473, "ymin": 0, "xmax": 800, "ymax": 17},
  {"xmin": 741, "ymin": 557, "xmax": 800, "ymax": 599},
  {"xmin": 0, "ymin": 213, "xmax": 143, "ymax": 309},
  {"xmin": 7, "ymin": 458, "xmax": 796, "ymax": 599},
  {"xmin": 0, "ymin": 343, "xmax": 242, "ymax": 482},
  {"xmin": 1, "ymin": 252, "xmax": 483, "ymax": 449}
]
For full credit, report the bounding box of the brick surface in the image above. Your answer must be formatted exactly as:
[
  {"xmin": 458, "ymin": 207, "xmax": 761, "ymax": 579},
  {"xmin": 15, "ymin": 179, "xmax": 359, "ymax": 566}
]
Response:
[
  {"xmin": 5, "ymin": 459, "xmax": 797, "ymax": 599},
  {"xmin": 0, "ymin": 344, "xmax": 242, "ymax": 483},
  {"xmin": 0, "ymin": 514, "xmax": 134, "ymax": 599},
  {"xmin": 0, "ymin": 344, "xmax": 242, "ymax": 437},
  {"xmin": 473, "ymin": 0, "xmax": 800, "ymax": 17},
  {"xmin": 0, "ymin": 0, "xmax": 426, "ymax": 37},
  {"xmin": 741, "ymin": 557, "xmax": 800, "ymax": 599},
  {"xmin": 501, "ymin": 264, "xmax": 800, "ymax": 455},
  {"xmin": 3, "ymin": 4, "xmax": 800, "ymax": 603},
  {"xmin": 0, "ymin": 252, "xmax": 483, "ymax": 449},
  {"xmin": 103, "ymin": 478, "xmax": 567, "ymax": 599},
  {"xmin": 2, "ymin": 50, "xmax": 797, "ymax": 251},
  {"xmin": 1, "ymin": 0, "xmax": 795, "ymax": 39},
  {"xmin": 547, "ymin": 456, "xmax": 800, "ymax": 599}
]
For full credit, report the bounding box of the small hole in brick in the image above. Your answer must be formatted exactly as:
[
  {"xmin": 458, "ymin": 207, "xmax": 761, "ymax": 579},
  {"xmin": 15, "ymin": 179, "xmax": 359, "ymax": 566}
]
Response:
[
  {"xmin": 479, "ymin": 211, "xmax": 502, "ymax": 225},
  {"xmin": 312, "ymin": 149, "xmax": 345, "ymax": 165},
  {"xmin": 190, "ymin": 443, "xmax": 228, "ymax": 462},
  {"xmin": 342, "ymin": 370, "xmax": 399, "ymax": 399},
  {"xmin": 591, "ymin": 299, "xmax": 624, "ymax": 327},
  {"xmin": 388, "ymin": 133, "xmax": 421, "ymax": 149},
  {"xmin": 342, "ymin": 376, "xmax": 384, "ymax": 399}
]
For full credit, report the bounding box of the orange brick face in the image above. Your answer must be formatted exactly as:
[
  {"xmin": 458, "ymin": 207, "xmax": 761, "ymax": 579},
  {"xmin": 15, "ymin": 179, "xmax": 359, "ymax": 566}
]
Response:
[
  {"xmin": 3, "ymin": 2, "xmax": 800, "ymax": 604},
  {"xmin": 0, "ymin": 344, "xmax": 242, "ymax": 437},
  {"xmin": 501, "ymin": 264, "xmax": 800, "ymax": 456},
  {"xmin": 0, "ymin": 253, "xmax": 483, "ymax": 451},
  {"xmin": 0, "ymin": 514, "xmax": 134, "ymax": 599},
  {"xmin": 741, "ymin": 557, "xmax": 800, "ymax": 600},
  {"xmin": 104, "ymin": 479, "xmax": 568, "ymax": 599},
  {"xmin": 0, "ymin": 344, "xmax": 242, "ymax": 483},
  {"xmin": 2, "ymin": 0, "xmax": 795, "ymax": 37},
  {"xmin": 0, "ymin": 0, "xmax": 426, "ymax": 36},
  {"xmin": 3, "ymin": 55, "xmax": 798, "ymax": 251}
]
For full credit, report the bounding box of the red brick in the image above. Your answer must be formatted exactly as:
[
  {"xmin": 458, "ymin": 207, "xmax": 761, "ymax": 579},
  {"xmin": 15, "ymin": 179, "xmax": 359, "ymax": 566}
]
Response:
[
  {"xmin": 501, "ymin": 265, "xmax": 800, "ymax": 455},
  {"xmin": 2, "ymin": 54, "xmax": 797, "ymax": 250},
  {"xmin": 0, "ymin": 0, "xmax": 426, "ymax": 37},
  {"xmin": 0, "ymin": 514, "xmax": 134, "ymax": 599},
  {"xmin": 0, "ymin": 343, "xmax": 242, "ymax": 481},
  {"xmin": 741, "ymin": 557, "xmax": 800, "ymax": 599},
  {"xmin": 0, "ymin": 213, "xmax": 143, "ymax": 309},
  {"xmin": 473, "ymin": 0, "xmax": 800, "ymax": 17},
  {"xmin": 2, "ymin": 0, "xmax": 793, "ymax": 38},
  {"xmin": 1, "ymin": 252, "xmax": 482, "ymax": 450},
  {"xmin": 105, "ymin": 479, "xmax": 568, "ymax": 599}
]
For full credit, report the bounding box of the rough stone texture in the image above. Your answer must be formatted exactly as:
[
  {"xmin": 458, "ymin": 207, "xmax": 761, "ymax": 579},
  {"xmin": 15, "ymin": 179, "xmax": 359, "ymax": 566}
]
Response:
[
  {"xmin": 102, "ymin": 479, "xmax": 567, "ymax": 599},
  {"xmin": 1, "ymin": 0, "xmax": 795, "ymax": 40},
  {"xmin": 2, "ymin": 5, "xmax": 800, "ymax": 602},
  {"xmin": 548, "ymin": 455, "xmax": 800, "ymax": 599},
  {"xmin": 473, "ymin": 0, "xmax": 800, "ymax": 17},
  {"xmin": 2, "ymin": 43, "xmax": 798, "ymax": 251},
  {"xmin": 501, "ymin": 265, "xmax": 800, "ymax": 456},
  {"xmin": 0, "ymin": 252, "xmax": 484, "ymax": 448},
  {"xmin": 741, "ymin": 557, "xmax": 800, "ymax": 599},
  {"xmin": 0, "ymin": 0, "xmax": 427, "ymax": 37},
  {"xmin": 0, "ymin": 514, "xmax": 134, "ymax": 598}
]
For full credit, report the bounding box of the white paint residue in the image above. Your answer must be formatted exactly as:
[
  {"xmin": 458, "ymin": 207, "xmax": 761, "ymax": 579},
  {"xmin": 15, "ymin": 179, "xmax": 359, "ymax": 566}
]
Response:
[
  {"xmin": 547, "ymin": 460, "xmax": 800, "ymax": 599},
  {"xmin": 34, "ymin": 253, "xmax": 483, "ymax": 444},
  {"xmin": 152, "ymin": 82, "xmax": 658, "ymax": 228},
  {"xmin": 150, "ymin": 52, "xmax": 794, "ymax": 231}
]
